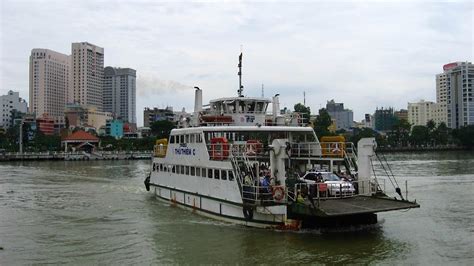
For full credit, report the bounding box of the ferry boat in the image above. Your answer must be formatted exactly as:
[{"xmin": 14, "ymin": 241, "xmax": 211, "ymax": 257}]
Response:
[{"xmin": 144, "ymin": 54, "xmax": 419, "ymax": 229}]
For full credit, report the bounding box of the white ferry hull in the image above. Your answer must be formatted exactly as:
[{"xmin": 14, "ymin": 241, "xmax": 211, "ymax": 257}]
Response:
[{"xmin": 151, "ymin": 184, "xmax": 287, "ymax": 229}]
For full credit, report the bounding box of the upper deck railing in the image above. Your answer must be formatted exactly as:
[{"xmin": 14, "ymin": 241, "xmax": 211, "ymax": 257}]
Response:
[{"xmin": 205, "ymin": 141, "xmax": 357, "ymax": 161}]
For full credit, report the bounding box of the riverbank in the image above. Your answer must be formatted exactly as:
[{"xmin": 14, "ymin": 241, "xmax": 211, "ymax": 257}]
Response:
[{"xmin": 0, "ymin": 150, "xmax": 152, "ymax": 161}]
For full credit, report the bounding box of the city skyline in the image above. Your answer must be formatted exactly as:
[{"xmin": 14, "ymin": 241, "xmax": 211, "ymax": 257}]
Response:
[{"xmin": 1, "ymin": 0, "xmax": 472, "ymax": 127}]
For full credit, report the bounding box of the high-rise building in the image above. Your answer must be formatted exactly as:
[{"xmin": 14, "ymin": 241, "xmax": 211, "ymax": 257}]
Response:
[
  {"xmin": 441, "ymin": 62, "xmax": 474, "ymax": 128},
  {"xmin": 325, "ymin": 99, "xmax": 353, "ymax": 130},
  {"xmin": 435, "ymin": 71, "xmax": 448, "ymax": 126},
  {"xmin": 0, "ymin": 90, "xmax": 28, "ymax": 129},
  {"xmin": 104, "ymin": 67, "xmax": 136, "ymax": 124},
  {"xmin": 71, "ymin": 42, "xmax": 104, "ymax": 110},
  {"xmin": 29, "ymin": 49, "xmax": 70, "ymax": 120}
]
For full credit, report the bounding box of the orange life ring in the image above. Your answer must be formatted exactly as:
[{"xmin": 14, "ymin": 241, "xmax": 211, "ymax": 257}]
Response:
[
  {"xmin": 272, "ymin": 186, "xmax": 285, "ymax": 202},
  {"xmin": 210, "ymin": 137, "xmax": 229, "ymax": 160},
  {"xmin": 246, "ymin": 139, "xmax": 262, "ymax": 156}
]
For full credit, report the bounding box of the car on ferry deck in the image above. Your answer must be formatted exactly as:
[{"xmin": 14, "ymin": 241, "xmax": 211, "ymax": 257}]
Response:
[{"xmin": 299, "ymin": 171, "xmax": 355, "ymax": 197}]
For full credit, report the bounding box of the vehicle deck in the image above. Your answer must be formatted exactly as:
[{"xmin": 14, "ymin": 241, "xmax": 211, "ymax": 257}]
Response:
[{"xmin": 292, "ymin": 196, "xmax": 420, "ymax": 217}]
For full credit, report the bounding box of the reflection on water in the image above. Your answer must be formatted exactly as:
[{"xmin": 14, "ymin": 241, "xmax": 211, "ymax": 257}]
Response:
[{"xmin": 0, "ymin": 152, "xmax": 473, "ymax": 264}]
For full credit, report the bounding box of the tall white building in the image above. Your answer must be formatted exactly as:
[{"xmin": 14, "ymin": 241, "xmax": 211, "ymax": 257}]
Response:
[
  {"xmin": 103, "ymin": 67, "xmax": 136, "ymax": 124},
  {"xmin": 29, "ymin": 48, "xmax": 70, "ymax": 120},
  {"xmin": 441, "ymin": 62, "xmax": 474, "ymax": 129},
  {"xmin": 71, "ymin": 42, "xmax": 104, "ymax": 111},
  {"xmin": 0, "ymin": 90, "xmax": 28, "ymax": 129}
]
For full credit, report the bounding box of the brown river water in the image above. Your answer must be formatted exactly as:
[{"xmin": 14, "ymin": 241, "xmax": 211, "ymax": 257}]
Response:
[{"xmin": 0, "ymin": 151, "xmax": 473, "ymax": 264}]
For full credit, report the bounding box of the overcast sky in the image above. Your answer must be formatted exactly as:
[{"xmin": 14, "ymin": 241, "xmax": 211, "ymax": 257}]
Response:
[{"xmin": 1, "ymin": 0, "xmax": 472, "ymax": 126}]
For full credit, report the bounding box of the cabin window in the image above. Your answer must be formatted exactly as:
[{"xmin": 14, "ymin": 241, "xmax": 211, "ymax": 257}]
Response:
[
  {"xmin": 197, "ymin": 134, "xmax": 202, "ymax": 143},
  {"xmin": 180, "ymin": 135, "xmax": 184, "ymax": 143},
  {"xmin": 190, "ymin": 134, "xmax": 195, "ymax": 143},
  {"xmin": 191, "ymin": 167, "xmax": 195, "ymax": 176},
  {"xmin": 172, "ymin": 165, "xmax": 176, "ymax": 173},
  {"xmin": 170, "ymin": 135, "xmax": 175, "ymax": 144},
  {"xmin": 185, "ymin": 135, "xmax": 189, "ymax": 143},
  {"xmin": 185, "ymin": 166, "xmax": 190, "ymax": 175},
  {"xmin": 160, "ymin": 164, "xmax": 164, "ymax": 171},
  {"xmin": 214, "ymin": 169, "xmax": 220, "ymax": 179},
  {"xmin": 208, "ymin": 168, "xmax": 213, "ymax": 178},
  {"xmin": 196, "ymin": 167, "xmax": 201, "ymax": 177},
  {"xmin": 228, "ymin": 171, "xmax": 234, "ymax": 181},
  {"xmin": 221, "ymin": 170, "xmax": 227, "ymax": 180},
  {"xmin": 181, "ymin": 165, "xmax": 185, "ymax": 174},
  {"xmin": 201, "ymin": 167, "xmax": 207, "ymax": 177}
]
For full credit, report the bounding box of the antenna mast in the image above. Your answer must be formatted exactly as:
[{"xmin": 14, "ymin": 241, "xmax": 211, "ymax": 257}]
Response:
[
  {"xmin": 304, "ymin": 91, "xmax": 306, "ymax": 106},
  {"xmin": 261, "ymin": 84, "xmax": 264, "ymax": 97},
  {"xmin": 238, "ymin": 48, "xmax": 243, "ymax": 97}
]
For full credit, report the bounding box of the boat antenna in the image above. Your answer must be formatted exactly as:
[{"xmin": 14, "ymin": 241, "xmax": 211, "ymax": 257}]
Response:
[
  {"xmin": 303, "ymin": 91, "xmax": 306, "ymax": 106},
  {"xmin": 261, "ymin": 84, "xmax": 264, "ymax": 97},
  {"xmin": 238, "ymin": 48, "xmax": 243, "ymax": 97}
]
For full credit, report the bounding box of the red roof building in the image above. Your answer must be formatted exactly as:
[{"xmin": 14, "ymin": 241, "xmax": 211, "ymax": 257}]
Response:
[{"xmin": 62, "ymin": 130, "xmax": 99, "ymax": 153}]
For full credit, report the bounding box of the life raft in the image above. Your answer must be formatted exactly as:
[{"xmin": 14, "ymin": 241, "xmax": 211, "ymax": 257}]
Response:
[{"xmin": 210, "ymin": 137, "xmax": 230, "ymax": 160}]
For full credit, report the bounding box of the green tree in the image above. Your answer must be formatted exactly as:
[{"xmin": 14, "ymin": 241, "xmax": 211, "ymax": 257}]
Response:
[
  {"xmin": 313, "ymin": 108, "xmax": 332, "ymax": 138},
  {"xmin": 30, "ymin": 132, "xmax": 61, "ymax": 152},
  {"xmin": 452, "ymin": 125, "xmax": 474, "ymax": 149},
  {"xmin": 350, "ymin": 127, "xmax": 377, "ymax": 145},
  {"xmin": 426, "ymin": 119, "xmax": 436, "ymax": 146},
  {"xmin": 387, "ymin": 119, "xmax": 411, "ymax": 147},
  {"xmin": 410, "ymin": 125, "xmax": 429, "ymax": 146},
  {"xmin": 432, "ymin": 122, "xmax": 449, "ymax": 145},
  {"xmin": 294, "ymin": 103, "xmax": 311, "ymax": 125},
  {"xmin": 150, "ymin": 120, "xmax": 176, "ymax": 139}
]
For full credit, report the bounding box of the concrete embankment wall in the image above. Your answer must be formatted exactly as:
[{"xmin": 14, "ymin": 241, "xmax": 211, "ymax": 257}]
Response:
[{"xmin": 0, "ymin": 151, "xmax": 153, "ymax": 161}]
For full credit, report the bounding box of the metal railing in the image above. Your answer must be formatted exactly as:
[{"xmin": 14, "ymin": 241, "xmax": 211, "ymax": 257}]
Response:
[
  {"xmin": 241, "ymin": 184, "xmax": 287, "ymax": 205},
  {"xmin": 293, "ymin": 179, "xmax": 381, "ymax": 204}
]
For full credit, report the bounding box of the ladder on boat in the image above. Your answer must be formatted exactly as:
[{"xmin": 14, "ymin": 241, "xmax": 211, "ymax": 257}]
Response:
[{"xmin": 343, "ymin": 144, "xmax": 358, "ymax": 175}]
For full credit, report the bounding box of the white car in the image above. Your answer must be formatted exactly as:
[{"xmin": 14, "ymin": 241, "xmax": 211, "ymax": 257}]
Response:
[{"xmin": 299, "ymin": 171, "xmax": 356, "ymax": 197}]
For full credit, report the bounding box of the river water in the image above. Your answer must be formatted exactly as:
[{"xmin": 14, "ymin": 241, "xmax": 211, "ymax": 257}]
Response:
[{"xmin": 0, "ymin": 151, "xmax": 473, "ymax": 265}]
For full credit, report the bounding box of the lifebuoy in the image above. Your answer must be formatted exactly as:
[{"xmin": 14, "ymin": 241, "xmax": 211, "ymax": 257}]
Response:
[
  {"xmin": 210, "ymin": 137, "xmax": 230, "ymax": 160},
  {"xmin": 272, "ymin": 186, "xmax": 285, "ymax": 202},
  {"xmin": 245, "ymin": 140, "xmax": 262, "ymax": 156},
  {"xmin": 243, "ymin": 206, "xmax": 253, "ymax": 220}
]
